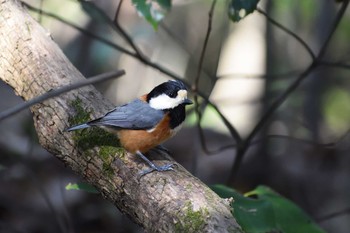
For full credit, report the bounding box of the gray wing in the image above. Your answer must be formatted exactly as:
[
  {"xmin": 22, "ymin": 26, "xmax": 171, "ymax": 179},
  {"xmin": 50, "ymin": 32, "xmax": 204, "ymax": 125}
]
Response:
[{"xmin": 88, "ymin": 99, "xmax": 164, "ymax": 130}]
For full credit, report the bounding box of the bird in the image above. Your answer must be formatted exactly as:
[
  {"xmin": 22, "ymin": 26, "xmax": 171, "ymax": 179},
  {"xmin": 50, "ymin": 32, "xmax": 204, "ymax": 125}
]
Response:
[{"xmin": 66, "ymin": 80, "xmax": 193, "ymax": 176}]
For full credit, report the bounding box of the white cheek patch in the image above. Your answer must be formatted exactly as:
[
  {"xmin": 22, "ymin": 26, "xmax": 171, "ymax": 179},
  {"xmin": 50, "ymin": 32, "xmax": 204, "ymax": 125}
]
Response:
[{"xmin": 149, "ymin": 90, "xmax": 188, "ymax": 110}]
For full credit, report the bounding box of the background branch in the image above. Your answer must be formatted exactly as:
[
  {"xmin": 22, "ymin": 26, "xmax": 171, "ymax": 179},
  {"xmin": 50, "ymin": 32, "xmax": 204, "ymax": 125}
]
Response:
[
  {"xmin": 23, "ymin": 1, "xmax": 243, "ymax": 147},
  {"xmin": 0, "ymin": 70, "xmax": 125, "ymax": 120},
  {"xmin": 193, "ymin": 0, "xmax": 217, "ymax": 157},
  {"xmin": 0, "ymin": 0, "xmax": 241, "ymax": 232},
  {"xmin": 228, "ymin": 1, "xmax": 350, "ymax": 182}
]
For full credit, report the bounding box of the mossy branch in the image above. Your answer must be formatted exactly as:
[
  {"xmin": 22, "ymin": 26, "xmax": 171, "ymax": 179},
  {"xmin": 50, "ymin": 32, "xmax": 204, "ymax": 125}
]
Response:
[{"xmin": 0, "ymin": 0, "xmax": 242, "ymax": 232}]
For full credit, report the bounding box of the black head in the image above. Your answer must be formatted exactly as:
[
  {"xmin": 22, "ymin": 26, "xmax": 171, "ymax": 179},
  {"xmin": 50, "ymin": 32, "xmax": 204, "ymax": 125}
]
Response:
[
  {"xmin": 147, "ymin": 80, "xmax": 192, "ymax": 110},
  {"xmin": 147, "ymin": 80, "xmax": 186, "ymax": 101}
]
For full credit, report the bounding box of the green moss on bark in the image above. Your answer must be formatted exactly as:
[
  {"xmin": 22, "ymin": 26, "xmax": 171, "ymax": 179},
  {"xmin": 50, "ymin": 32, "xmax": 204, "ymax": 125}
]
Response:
[
  {"xmin": 175, "ymin": 201, "xmax": 209, "ymax": 232},
  {"xmin": 68, "ymin": 98, "xmax": 125, "ymax": 174}
]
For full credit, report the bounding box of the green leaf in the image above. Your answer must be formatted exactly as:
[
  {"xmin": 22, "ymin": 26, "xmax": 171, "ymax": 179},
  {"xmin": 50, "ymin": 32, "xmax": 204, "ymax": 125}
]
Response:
[
  {"xmin": 211, "ymin": 185, "xmax": 277, "ymax": 233},
  {"xmin": 156, "ymin": 0, "xmax": 171, "ymax": 10},
  {"xmin": 211, "ymin": 185, "xmax": 326, "ymax": 233},
  {"xmin": 247, "ymin": 186, "xmax": 326, "ymax": 233},
  {"xmin": 132, "ymin": 0, "xmax": 171, "ymax": 30},
  {"xmin": 65, "ymin": 182, "xmax": 99, "ymax": 194},
  {"xmin": 228, "ymin": 0, "xmax": 260, "ymax": 22}
]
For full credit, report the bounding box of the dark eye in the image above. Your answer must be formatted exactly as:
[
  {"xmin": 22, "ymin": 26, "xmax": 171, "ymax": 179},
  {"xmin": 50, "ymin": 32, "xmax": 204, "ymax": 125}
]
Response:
[{"xmin": 169, "ymin": 91, "xmax": 177, "ymax": 98}]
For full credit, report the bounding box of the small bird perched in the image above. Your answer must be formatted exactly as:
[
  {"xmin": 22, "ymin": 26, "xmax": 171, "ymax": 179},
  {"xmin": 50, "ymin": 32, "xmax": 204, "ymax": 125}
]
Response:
[{"xmin": 67, "ymin": 80, "xmax": 192, "ymax": 176}]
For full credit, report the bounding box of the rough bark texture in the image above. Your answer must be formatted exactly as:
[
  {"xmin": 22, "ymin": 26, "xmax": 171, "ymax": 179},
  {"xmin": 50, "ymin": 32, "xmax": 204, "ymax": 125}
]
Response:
[{"xmin": 0, "ymin": 0, "xmax": 242, "ymax": 232}]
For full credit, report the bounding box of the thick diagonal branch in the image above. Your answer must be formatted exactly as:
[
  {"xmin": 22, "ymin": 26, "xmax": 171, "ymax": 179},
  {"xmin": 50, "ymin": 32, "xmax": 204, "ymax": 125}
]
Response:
[{"xmin": 0, "ymin": 0, "xmax": 241, "ymax": 232}]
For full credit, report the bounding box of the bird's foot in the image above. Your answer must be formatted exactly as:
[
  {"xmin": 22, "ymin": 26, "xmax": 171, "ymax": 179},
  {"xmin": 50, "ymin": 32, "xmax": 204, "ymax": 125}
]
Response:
[{"xmin": 138, "ymin": 163, "xmax": 177, "ymax": 177}]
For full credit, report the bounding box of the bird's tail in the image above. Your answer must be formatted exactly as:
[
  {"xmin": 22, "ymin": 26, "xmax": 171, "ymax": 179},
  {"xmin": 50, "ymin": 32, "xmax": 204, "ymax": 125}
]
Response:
[{"xmin": 66, "ymin": 123, "xmax": 90, "ymax": 132}]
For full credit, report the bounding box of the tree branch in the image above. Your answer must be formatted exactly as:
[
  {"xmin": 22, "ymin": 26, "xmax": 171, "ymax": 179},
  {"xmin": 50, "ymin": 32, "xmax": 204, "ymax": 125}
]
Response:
[
  {"xmin": 24, "ymin": 0, "xmax": 243, "ymax": 147},
  {"xmin": 257, "ymin": 7, "xmax": 316, "ymax": 61},
  {"xmin": 0, "ymin": 70, "xmax": 125, "ymax": 120},
  {"xmin": 0, "ymin": 0, "xmax": 242, "ymax": 232},
  {"xmin": 228, "ymin": 1, "xmax": 350, "ymax": 182},
  {"xmin": 193, "ymin": 0, "xmax": 218, "ymax": 158},
  {"xmin": 22, "ymin": 2, "xmax": 137, "ymax": 57},
  {"xmin": 317, "ymin": 0, "xmax": 349, "ymax": 59}
]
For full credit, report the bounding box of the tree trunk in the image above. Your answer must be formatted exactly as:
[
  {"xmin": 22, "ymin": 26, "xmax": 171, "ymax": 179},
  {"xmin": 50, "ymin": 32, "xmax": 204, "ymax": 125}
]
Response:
[{"xmin": 0, "ymin": 0, "xmax": 242, "ymax": 232}]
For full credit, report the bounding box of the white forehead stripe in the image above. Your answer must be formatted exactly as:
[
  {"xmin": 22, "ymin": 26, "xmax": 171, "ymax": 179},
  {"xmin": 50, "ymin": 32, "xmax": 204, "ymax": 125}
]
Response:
[
  {"xmin": 178, "ymin": 90, "xmax": 187, "ymax": 98},
  {"xmin": 149, "ymin": 90, "xmax": 188, "ymax": 110}
]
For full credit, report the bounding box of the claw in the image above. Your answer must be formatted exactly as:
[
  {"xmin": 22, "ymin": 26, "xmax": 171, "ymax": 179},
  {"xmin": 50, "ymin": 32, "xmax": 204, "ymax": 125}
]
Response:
[
  {"xmin": 138, "ymin": 163, "xmax": 176, "ymax": 177},
  {"xmin": 135, "ymin": 151, "xmax": 177, "ymax": 178}
]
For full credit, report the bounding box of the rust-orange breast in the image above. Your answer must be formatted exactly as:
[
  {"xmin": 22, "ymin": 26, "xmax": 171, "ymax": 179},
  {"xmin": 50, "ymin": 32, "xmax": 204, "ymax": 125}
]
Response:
[{"xmin": 117, "ymin": 113, "xmax": 172, "ymax": 154}]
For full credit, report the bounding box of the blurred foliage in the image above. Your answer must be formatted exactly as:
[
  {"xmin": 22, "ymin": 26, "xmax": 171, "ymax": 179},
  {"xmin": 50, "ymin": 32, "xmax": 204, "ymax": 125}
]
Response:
[
  {"xmin": 131, "ymin": 0, "xmax": 171, "ymax": 30},
  {"xmin": 131, "ymin": 0, "xmax": 260, "ymax": 28},
  {"xmin": 66, "ymin": 182, "xmax": 99, "ymax": 193},
  {"xmin": 323, "ymin": 87, "xmax": 350, "ymax": 133},
  {"xmin": 212, "ymin": 185, "xmax": 326, "ymax": 233}
]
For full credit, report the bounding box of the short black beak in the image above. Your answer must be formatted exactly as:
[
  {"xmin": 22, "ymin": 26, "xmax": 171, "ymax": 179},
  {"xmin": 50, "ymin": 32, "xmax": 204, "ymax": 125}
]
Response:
[{"xmin": 182, "ymin": 99, "xmax": 193, "ymax": 105}]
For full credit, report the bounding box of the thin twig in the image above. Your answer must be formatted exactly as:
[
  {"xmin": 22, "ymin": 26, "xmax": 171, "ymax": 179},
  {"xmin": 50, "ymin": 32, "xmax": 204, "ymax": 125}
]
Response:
[
  {"xmin": 113, "ymin": 0, "xmax": 147, "ymax": 60},
  {"xmin": 112, "ymin": 1, "xmax": 243, "ymax": 145},
  {"xmin": 193, "ymin": 0, "xmax": 216, "ymax": 92},
  {"xmin": 229, "ymin": 64, "xmax": 316, "ymax": 182},
  {"xmin": 23, "ymin": 2, "xmax": 136, "ymax": 58},
  {"xmin": 38, "ymin": 0, "xmax": 43, "ymax": 23},
  {"xmin": 112, "ymin": 1, "xmax": 242, "ymax": 145},
  {"xmin": 334, "ymin": 128, "xmax": 350, "ymax": 146},
  {"xmin": 210, "ymin": 102, "xmax": 242, "ymax": 144},
  {"xmin": 217, "ymin": 69, "xmax": 303, "ymax": 80},
  {"xmin": 319, "ymin": 61, "xmax": 350, "ymax": 70},
  {"xmin": 201, "ymin": 131, "xmax": 347, "ymax": 155},
  {"xmin": 23, "ymin": 2, "xmax": 241, "ymax": 156},
  {"xmin": 193, "ymin": 0, "xmax": 217, "ymax": 157},
  {"xmin": 316, "ymin": 207, "xmax": 350, "ymax": 223},
  {"xmin": 0, "ymin": 70, "xmax": 125, "ymax": 121},
  {"xmin": 250, "ymin": 134, "xmax": 336, "ymax": 148},
  {"xmin": 317, "ymin": 0, "xmax": 350, "ymax": 59},
  {"xmin": 257, "ymin": 7, "xmax": 316, "ymax": 61},
  {"xmin": 229, "ymin": 1, "xmax": 350, "ymax": 182}
]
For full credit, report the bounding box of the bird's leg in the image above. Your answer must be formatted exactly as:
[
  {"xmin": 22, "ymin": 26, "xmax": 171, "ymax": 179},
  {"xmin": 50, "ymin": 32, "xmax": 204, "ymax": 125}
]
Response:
[
  {"xmin": 136, "ymin": 151, "xmax": 175, "ymax": 177},
  {"xmin": 152, "ymin": 144, "xmax": 171, "ymax": 156}
]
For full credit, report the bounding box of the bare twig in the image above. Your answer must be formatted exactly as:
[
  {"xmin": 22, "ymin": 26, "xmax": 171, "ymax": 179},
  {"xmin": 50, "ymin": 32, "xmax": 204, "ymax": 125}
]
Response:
[
  {"xmin": 193, "ymin": 0, "xmax": 217, "ymax": 158},
  {"xmin": 316, "ymin": 207, "xmax": 350, "ymax": 223},
  {"xmin": 0, "ymin": 0, "xmax": 242, "ymax": 229},
  {"xmin": 113, "ymin": 0, "xmax": 147, "ymax": 60},
  {"xmin": 23, "ymin": 2, "xmax": 136, "ymax": 58},
  {"xmin": 250, "ymin": 134, "xmax": 336, "ymax": 148},
  {"xmin": 111, "ymin": 1, "xmax": 243, "ymax": 145},
  {"xmin": 317, "ymin": 0, "xmax": 350, "ymax": 59},
  {"xmin": 112, "ymin": 1, "xmax": 242, "ymax": 146},
  {"xmin": 217, "ymin": 69, "xmax": 303, "ymax": 80},
  {"xmin": 257, "ymin": 7, "xmax": 316, "ymax": 61},
  {"xmin": 38, "ymin": 0, "xmax": 43, "ymax": 23},
  {"xmin": 201, "ymin": 130, "xmax": 348, "ymax": 155},
  {"xmin": 229, "ymin": 64, "xmax": 316, "ymax": 182},
  {"xmin": 229, "ymin": 1, "xmax": 350, "ymax": 182},
  {"xmin": 24, "ymin": 1, "xmax": 242, "ymax": 146},
  {"xmin": 193, "ymin": 0, "xmax": 216, "ymax": 92},
  {"xmin": 0, "ymin": 70, "xmax": 125, "ymax": 121},
  {"xmin": 319, "ymin": 60, "xmax": 350, "ymax": 70},
  {"xmin": 23, "ymin": 163, "xmax": 69, "ymax": 233}
]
